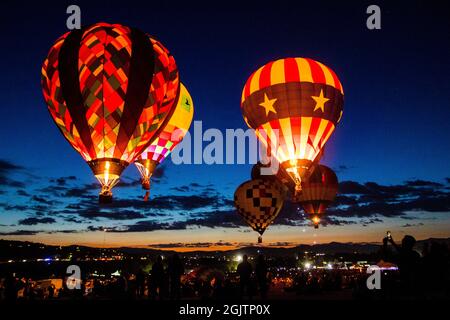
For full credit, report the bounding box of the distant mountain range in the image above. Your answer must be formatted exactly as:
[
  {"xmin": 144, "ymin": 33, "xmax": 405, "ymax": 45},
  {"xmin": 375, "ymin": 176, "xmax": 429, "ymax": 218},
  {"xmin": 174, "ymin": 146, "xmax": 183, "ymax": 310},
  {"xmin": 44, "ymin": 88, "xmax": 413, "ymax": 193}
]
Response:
[{"xmin": 1, "ymin": 238, "xmax": 449, "ymax": 261}]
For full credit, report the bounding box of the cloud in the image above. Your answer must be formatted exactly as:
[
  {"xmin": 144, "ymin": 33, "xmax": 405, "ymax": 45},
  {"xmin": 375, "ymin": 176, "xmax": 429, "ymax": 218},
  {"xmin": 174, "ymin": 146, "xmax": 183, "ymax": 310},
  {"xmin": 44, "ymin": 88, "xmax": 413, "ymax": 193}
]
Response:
[
  {"xmin": 0, "ymin": 230, "xmax": 39, "ymax": 236},
  {"xmin": 18, "ymin": 217, "xmax": 56, "ymax": 225},
  {"xmin": 16, "ymin": 189, "xmax": 30, "ymax": 197},
  {"xmin": 0, "ymin": 159, "xmax": 23, "ymax": 173},
  {"xmin": 405, "ymin": 180, "xmax": 443, "ymax": 187},
  {"xmin": 266, "ymin": 241, "xmax": 296, "ymax": 247},
  {"xmin": 3, "ymin": 166, "xmax": 450, "ymax": 236},
  {"xmin": 78, "ymin": 209, "xmax": 146, "ymax": 221},
  {"xmin": 116, "ymin": 179, "xmax": 142, "ymax": 188},
  {"xmin": 401, "ymin": 223, "xmax": 424, "ymax": 228},
  {"xmin": 338, "ymin": 181, "xmax": 371, "ymax": 195},
  {"xmin": 148, "ymin": 241, "xmax": 234, "ymax": 249},
  {"xmin": 50, "ymin": 176, "xmax": 77, "ymax": 186},
  {"xmin": 32, "ymin": 195, "xmax": 53, "ymax": 205},
  {"xmin": 333, "ymin": 165, "xmax": 354, "ymax": 174},
  {"xmin": 0, "ymin": 159, "xmax": 25, "ymax": 189}
]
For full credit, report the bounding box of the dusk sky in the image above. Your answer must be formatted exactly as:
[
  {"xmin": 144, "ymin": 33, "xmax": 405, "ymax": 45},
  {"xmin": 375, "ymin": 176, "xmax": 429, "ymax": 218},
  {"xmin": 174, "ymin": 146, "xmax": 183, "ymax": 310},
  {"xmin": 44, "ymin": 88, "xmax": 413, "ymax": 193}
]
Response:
[{"xmin": 1, "ymin": 0, "xmax": 450, "ymax": 250}]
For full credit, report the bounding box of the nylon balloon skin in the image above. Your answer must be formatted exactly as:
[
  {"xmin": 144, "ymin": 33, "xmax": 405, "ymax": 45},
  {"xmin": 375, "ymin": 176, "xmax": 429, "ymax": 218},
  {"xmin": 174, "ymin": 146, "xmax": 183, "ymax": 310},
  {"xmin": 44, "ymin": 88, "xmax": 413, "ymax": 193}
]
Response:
[
  {"xmin": 297, "ymin": 165, "xmax": 338, "ymax": 228},
  {"xmin": 241, "ymin": 58, "xmax": 344, "ymax": 193},
  {"xmin": 135, "ymin": 83, "xmax": 194, "ymax": 194},
  {"xmin": 41, "ymin": 23, "xmax": 179, "ymax": 201},
  {"xmin": 234, "ymin": 178, "xmax": 285, "ymax": 240}
]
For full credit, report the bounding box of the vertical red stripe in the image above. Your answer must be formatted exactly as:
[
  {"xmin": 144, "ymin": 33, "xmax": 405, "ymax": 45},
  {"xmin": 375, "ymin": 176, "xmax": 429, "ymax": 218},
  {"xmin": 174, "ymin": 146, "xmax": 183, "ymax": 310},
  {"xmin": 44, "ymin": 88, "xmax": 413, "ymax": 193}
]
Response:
[
  {"xmin": 259, "ymin": 61, "xmax": 274, "ymax": 90},
  {"xmin": 284, "ymin": 58, "xmax": 300, "ymax": 83},
  {"xmin": 305, "ymin": 58, "xmax": 326, "ymax": 84},
  {"xmin": 290, "ymin": 117, "xmax": 301, "ymax": 133},
  {"xmin": 308, "ymin": 117, "xmax": 322, "ymax": 146},
  {"xmin": 244, "ymin": 71, "xmax": 255, "ymax": 100},
  {"xmin": 327, "ymin": 66, "xmax": 342, "ymax": 92}
]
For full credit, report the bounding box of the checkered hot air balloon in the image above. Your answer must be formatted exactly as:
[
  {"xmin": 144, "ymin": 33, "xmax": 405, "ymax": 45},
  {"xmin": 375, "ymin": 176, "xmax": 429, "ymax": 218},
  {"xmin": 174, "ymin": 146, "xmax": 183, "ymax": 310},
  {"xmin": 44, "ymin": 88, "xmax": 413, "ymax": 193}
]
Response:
[
  {"xmin": 135, "ymin": 83, "xmax": 194, "ymax": 200},
  {"xmin": 234, "ymin": 178, "xmax": 285, "ymax": 243},
  {"xmin": 297, "ymin": 165, "xmax": 338, "ymax": 229},
  {"xmin": 41, "ymin": 23, "xmax": 179, "ymax": 203},
  {"xmin": 241, "ymin": 58, "xmax": 344, "ymax": 197}
]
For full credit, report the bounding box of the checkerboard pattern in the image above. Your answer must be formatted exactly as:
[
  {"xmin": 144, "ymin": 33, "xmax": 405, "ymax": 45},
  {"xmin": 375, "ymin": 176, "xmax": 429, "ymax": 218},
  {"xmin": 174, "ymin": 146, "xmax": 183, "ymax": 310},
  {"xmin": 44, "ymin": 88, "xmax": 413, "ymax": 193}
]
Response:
[{"xmin": 234, "ymin": 179, "xmax": 285, "ymax": 235}]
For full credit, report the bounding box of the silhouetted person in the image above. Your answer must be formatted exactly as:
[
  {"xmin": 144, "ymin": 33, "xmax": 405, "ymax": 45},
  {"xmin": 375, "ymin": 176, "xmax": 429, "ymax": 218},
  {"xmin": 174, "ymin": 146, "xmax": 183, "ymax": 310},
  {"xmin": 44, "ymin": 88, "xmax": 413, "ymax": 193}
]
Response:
[
  {"xmin": 383, "ymin": 234, "xmax": 420, "ymax": 293},
  {"xmin": 422, "ymin": 241, "xmax": 449, "ymax": 294},
  {"xmin": 48, "ymin": 285, "xmax": 55, "ymax": 299},
  {"xmin": 168, "ymin": 254, "xmax": 184, "ymax": 300},
  {"xmin": 4, "ymin": 273, "xmax": 17, "ymax": 302},
  {"xmin": 211, "ymin": 276, "xmax": 225, "ymax": 300},
  {"xmin": 150, "ymin": 256, "xmax": 165, "ymax": 300},
  {"xmin": 136, "ymin": 269, "xmax": 146, "ymax": 298},
  {"xmin": 117, "ymin": 274, "xmax": 128, "ymax": 299},
  {"xmin": 237, "ymin": 255, "xmax": 253, "ymax": 298},
  {"xmin": 255, "ymin": 254, "xmax": 268, "ymax": 299}
]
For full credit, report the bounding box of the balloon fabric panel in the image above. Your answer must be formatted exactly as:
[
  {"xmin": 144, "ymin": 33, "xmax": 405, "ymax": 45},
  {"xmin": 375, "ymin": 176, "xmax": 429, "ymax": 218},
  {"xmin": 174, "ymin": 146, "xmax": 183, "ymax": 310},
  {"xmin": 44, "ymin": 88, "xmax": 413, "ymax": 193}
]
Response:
[
  {"xmin": 234, "ymin": 179, "xmax": 285, "ymax": 235},
  {"xmin": 41, "ymin": 23, "xmax": 179, "ymax": 164}
]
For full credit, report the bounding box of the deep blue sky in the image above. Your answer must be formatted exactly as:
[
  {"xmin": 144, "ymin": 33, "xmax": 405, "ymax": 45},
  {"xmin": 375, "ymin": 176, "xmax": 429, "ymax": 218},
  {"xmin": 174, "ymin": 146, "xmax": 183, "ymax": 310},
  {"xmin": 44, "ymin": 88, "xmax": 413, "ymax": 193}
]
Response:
[{"xmin": 0, "ymin": 0, "xmax": 450, "ymax": 247}]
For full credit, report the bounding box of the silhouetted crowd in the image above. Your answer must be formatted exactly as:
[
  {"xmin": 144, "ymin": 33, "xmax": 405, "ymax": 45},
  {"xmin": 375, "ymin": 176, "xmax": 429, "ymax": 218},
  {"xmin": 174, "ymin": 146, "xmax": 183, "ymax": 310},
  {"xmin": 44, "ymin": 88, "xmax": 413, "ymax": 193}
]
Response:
[{"xmin": 1, "ymin": 235, "xmax": 449, "ymax": 301}]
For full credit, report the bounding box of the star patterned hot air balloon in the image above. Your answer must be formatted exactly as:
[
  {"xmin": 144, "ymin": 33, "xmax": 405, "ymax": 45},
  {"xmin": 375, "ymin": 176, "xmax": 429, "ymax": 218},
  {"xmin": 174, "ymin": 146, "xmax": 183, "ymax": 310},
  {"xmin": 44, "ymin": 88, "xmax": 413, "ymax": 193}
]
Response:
[
  {"xmin": 41, "ymin": 23, "xmax": 179, "ymax": 203},
  {"xmin": 297, "ymin": 165, "xmax": 338, "ymax": 228},
  {"xmin": 135, "ymin": 83, "xmax": 194, "ymax": 200},
  {"xmin": 234, "ymin": 178, "xmax": 285, "ymax": 243},
  {"xmin": 241, "ymin": 58, "xmax": 344, "ymax": 197}
]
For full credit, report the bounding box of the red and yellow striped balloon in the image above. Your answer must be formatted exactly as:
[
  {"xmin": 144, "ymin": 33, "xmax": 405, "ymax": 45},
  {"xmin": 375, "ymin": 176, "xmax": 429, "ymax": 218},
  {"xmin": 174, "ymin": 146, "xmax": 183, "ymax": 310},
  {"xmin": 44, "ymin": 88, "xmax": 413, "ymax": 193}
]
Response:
[
  {"xmin": 241, "ymin": 58, "xmax": 344, "ymax": 195},
  {"xmin": 297, "ymin": 165, "xmax": 338, "ymax": 228}
]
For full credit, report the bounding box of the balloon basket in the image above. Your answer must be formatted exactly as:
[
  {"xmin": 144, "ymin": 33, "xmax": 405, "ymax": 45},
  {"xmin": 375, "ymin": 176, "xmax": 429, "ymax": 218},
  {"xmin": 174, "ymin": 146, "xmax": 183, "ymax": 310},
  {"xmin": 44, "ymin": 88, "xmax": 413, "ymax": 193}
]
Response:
[
  {"xmin": 258, "ymin": 236, "xmax": 262, "ymax": 244},
  {"xmin": 99, "ymin": 193, "xmax": 112, "ymax": 204},
  {"xmin": 142, "ymin": 180, "xmax": 150, "ymax": 191}
]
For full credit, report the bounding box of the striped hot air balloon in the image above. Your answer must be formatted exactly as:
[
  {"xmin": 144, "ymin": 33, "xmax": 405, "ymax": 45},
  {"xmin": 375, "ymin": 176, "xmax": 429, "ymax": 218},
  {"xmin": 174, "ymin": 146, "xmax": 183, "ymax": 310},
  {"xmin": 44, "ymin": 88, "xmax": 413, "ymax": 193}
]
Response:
[
  {"xmin": 297, "ymin": 165, "xmax": 338, "ymax": 228},
  {"xmin": 135, "ymin": 83, "xmax": 194, "ymax": 200},
  {"xmin": 41, "ymin": 23, "xmax": 179, "ymax": 203},
  {"xmin": 241, "ymin": 58, "xmax": 344, "ymax": 197}
]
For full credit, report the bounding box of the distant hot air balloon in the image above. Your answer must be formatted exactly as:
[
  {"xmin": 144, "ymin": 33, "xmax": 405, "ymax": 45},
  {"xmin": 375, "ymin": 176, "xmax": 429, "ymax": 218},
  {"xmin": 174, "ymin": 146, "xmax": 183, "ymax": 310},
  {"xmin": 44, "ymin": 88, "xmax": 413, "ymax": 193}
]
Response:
[
  {"xmin": 297, "ymin": 165, "xmax": 338, "ymax": 228},
  {"xmin": 241, "ymin": 58, "xmax": 344, "ymax": 197},
  {"xmin": 234, "ymin": 178, "xmax": 285, "ymax": 243},
  {"xmin": 41, "ymin": 23, "xmax": 179, "ymax": 203},
  {"xmin": 135, "ymin": 83, "xmax": 194, "ymax": 200}
]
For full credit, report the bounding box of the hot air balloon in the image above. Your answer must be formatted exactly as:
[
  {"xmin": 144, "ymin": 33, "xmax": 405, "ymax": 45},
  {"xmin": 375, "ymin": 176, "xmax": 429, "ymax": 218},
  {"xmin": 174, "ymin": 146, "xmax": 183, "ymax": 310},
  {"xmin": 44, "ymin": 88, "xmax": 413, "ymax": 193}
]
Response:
[
  {"xmin": 234, "ymin": 178, "xmax": 285, "ymax": 243},
  {"xmin": 297, "ymin": 165, "xmax": 338, "ymax": 228},
  {"xmin": 41, "ymin": 23, "xmax": 179, "ymax": 203},
  {"xmin": 135, "ymin": 83, "xmax": 194, "ymax": 200},
  {"xmin": 241, "ymin": 58, "xmax": 344, "ymax": 197}
]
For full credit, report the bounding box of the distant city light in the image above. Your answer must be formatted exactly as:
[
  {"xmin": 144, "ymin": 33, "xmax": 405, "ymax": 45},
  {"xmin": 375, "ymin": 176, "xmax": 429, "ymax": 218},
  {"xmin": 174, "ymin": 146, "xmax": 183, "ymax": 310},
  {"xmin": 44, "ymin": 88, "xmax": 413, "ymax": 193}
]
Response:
[{"xmin": 235, "ymin": 255, "xmax": 243, "ymax": 262}]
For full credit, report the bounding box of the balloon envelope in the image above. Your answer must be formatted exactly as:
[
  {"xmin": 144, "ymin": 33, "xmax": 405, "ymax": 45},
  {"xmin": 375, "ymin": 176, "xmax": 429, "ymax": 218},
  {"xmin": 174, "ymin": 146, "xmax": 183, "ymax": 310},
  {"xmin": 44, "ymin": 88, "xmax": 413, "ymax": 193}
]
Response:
[
  {"xmin": 135, "ymin": 83, "xmax": 194, "ymax": 192},
  {"xmin": 41, "ymin": 23, "xmax": 179, "ymax": 201},
  {"xmin": 297, "ymin": 165, "xmax": 339, "ymax": 227},
  {"xmin": 241, "ymin": 57, "xmax": 344, "ymax": 192},
  {"xmin": 234, "ymin": 179, "xmax": 285, "ymax": 238}
]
